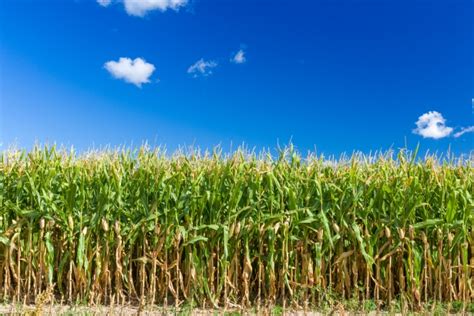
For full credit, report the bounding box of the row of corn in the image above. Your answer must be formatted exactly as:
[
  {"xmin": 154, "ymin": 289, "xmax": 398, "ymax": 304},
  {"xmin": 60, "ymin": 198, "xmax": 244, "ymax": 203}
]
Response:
[{"xmin": 0, "ymin": 146, "xmax": 472, "ymax": 309}]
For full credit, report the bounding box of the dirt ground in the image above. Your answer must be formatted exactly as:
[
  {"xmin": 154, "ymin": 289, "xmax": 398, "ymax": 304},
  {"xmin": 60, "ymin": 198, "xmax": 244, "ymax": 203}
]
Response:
[
  {"xmin": 0, "ymin": 305, "xmax": 365, "ymax": 315},
  {"xmin": 0, "ymin": 304, "xmax": 471, "ymax": 315}
]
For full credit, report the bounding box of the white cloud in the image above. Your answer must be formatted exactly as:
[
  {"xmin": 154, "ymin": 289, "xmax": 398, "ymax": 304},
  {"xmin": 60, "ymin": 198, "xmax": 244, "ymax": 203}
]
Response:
[
  {"xmin": 413, "ymin": 111, "xmax": 453, "ymax": 139},
  {"xmin": 123, "ymin": 0, "xmax": 187, "ymax": 17},
  {"xmin": 454, "ymin": 126, "xmax": 474, "ymax": 138},
  {"xmin": 104, "ymin": 57, "xmax": 156, "ymax": 87},
  {"xmin": 187, "ymin": 58, "xmax": 217, "ymax": 77},
  {"xmin": 231, "ymin": 49, "xmax": 246, "ymax": 64},
  {"xmin": 97, "ymin": 0, "xmax": 112, "ymax": 7}
]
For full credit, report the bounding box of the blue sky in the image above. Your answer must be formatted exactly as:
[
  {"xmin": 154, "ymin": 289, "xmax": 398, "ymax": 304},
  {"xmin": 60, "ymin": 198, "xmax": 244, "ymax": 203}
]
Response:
[{"xmin": 0, "ymin": 0, "xmax": 472, "ymax": 156}]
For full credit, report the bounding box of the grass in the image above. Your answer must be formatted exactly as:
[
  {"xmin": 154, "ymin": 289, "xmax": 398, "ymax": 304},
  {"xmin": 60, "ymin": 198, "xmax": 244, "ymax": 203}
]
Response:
[
  {"xmin": 0, "ymin": 145, "xmax": 472, "ymax": 312},
  {"xmin": 1, "ymin": 300, "xmax": 473, "ymax": 315}
]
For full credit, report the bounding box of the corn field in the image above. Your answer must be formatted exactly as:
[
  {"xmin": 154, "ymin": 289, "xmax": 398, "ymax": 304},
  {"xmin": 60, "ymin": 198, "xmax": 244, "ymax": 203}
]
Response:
[{"xmin": 0, "ymin": 146, "xmax": 473, "ymax": 310}]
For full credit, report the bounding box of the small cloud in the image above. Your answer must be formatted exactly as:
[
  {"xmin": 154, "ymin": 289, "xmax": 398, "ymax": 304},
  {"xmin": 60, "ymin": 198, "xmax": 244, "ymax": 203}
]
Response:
[
  {"xmin": 123, "ymin": 0, "xmax": 187, "ymax": 17},
  {"xmin": 187, "ymin": 58, "xmax": 217, "ymax": 77},
  {"xmin": 454, "ymin": 126, "xmax": 474, "ymax": 138},
  {"xmin": 231, "ymin": 49, "xmax": 246, "ymax": 64},
  {"xmin": 413, "ymin": 111, "xmax": 453, "ymax": 139},
  {"xmin": 97, "ymin": 0, "xmax": 112, "ymax": 7},
  {"xmin": 104, "ymin": 57, "xmax": 156, "ymax": 87}
]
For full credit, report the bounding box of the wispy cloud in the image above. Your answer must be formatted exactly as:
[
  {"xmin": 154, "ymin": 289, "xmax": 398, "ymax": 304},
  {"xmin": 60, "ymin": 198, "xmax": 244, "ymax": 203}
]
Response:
[
  {"xmin": 454, "ymin": 126, "xmax": 474, "ymax": 138},
  {"xmin": 413, "ymin": 111, "xmax": 453, "ymax": 139},
  {"xmin": 231, "ymin": 49, "xmax": 246, "ymax": 64},
  {"xmin": 97, "ymin": 0, "xmax": 187, "ymax": 16},
  {"xmin": 104, "ymin": 57, "xmax": 156, "ymax": 87},
  {"xmin": 187, "ymin": 58, "xmax": 217, "ymax": 77},
  {"xmin": 97, "ymin": 0, "xmax": 112, "ymax": 7}
]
